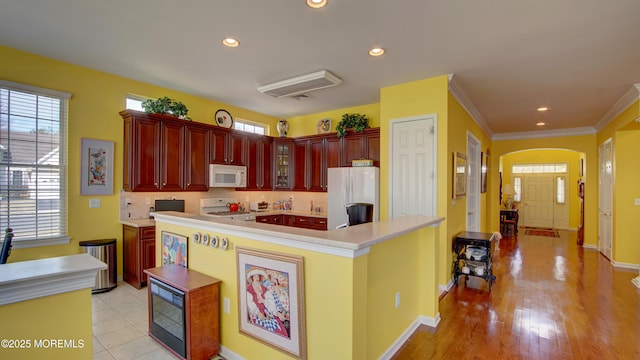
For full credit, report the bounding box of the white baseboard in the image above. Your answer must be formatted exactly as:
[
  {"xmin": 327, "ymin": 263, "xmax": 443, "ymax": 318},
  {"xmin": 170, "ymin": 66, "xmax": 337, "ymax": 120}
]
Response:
[
  {"xmin": 219, "ymin": 345, "xmax": 244, "ymax": 360},
  {"xmin": 632, "ymin": 277, "xmax": 640, "ymax": 289},
  {"xmin": 611, "ymin": 260, "xmax": 640, "ymax": 271},
  {"xmin": 378, "ymin": 313, "xmax": 440, "ymax": 360},
  {"xmin": 582, "ymin": 244, "xmax": 597, "ymax": 250},
  {"xmin": 439, "ymin": 280, "xmax": 454, "ymax": 295}
]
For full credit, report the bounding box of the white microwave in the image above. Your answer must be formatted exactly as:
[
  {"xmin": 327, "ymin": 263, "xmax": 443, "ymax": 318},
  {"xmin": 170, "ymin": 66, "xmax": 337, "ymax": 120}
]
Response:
[{"xmin": 209, "ymin": 164, "xmax": 247, "ymax": 188}]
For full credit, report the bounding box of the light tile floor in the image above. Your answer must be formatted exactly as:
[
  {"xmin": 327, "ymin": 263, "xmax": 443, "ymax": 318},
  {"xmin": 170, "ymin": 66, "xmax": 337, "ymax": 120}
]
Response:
[{"xmin": 92, "ymin": 281, "xmax": 178, "ymax": 360}]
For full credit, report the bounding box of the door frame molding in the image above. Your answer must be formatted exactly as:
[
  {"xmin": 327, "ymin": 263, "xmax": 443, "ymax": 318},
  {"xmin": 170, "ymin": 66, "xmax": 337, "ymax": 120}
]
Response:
[
  {"xmin": 388, "ymin": 114, "xmax": 438, "ymax": 218},
  {"xmin": 466, "ymin": 131, "xmax": 481, "ymax": 231}
]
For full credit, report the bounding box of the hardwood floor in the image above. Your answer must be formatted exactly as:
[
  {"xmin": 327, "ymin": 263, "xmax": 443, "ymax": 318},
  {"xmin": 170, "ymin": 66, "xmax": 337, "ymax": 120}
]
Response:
[{"xmin": 392, "ymin": 229, "xmax": 640, "ymax": 359}]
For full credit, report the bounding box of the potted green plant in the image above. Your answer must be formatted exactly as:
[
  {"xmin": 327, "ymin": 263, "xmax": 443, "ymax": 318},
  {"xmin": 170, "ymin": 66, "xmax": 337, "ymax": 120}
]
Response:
[
  {"xmin": 336, "ymin": 113, "xmax": 370, "ymax": 137},
  {"xmin": 141, "ymin": 97, "xmax": 191, "ymax": 120}
]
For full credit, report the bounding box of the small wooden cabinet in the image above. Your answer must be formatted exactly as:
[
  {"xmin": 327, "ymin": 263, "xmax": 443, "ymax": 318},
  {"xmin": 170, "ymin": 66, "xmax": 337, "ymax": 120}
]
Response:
[
  {"xmin": 123, "ymin": 225, "xmax": 156, "ymax": 289},
  {"xmin": 144, "ymin": 265, "xmax": 221, "ymax": 360}
]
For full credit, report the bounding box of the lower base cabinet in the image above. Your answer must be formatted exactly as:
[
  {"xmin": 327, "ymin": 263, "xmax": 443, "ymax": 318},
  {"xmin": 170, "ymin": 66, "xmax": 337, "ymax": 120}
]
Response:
[
  {"xmin": 144, "ymin": 265, "xmax": 221, "ymax": 360},
  {"xmin": 123, "ymin": 225, "xmax": 156, "ymax": 289},
  {"xmin": 256, "ymin": 214, "xmax": 327, "ymax": 230}
]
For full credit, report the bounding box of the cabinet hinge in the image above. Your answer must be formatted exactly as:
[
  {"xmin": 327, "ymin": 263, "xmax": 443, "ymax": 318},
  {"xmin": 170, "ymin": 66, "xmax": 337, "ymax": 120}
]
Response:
[{"xmin": 430, "ymin": 126, "xmax": 435, "ymax": 134}]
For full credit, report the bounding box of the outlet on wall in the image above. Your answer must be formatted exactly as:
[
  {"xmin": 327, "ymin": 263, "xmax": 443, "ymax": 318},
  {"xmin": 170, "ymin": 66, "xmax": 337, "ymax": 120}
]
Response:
[{"xmin": 224, "ymin": 297, "xmax": 230, "ymax": 314}]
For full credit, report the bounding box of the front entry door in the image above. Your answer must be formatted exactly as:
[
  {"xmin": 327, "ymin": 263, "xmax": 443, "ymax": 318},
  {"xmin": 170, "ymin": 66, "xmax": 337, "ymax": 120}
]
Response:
[{"xmin": 522, "ymin": 173, "xmax": 554, "ymax": 228}]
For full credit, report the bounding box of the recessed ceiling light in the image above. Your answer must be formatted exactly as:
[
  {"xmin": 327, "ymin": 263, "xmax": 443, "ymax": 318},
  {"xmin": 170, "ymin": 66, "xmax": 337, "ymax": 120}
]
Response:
[
  {"xmin": 307, "ymin": 0, "xmax": 327, "ymax": 8},
  {"xmin": 369, "ymin": 47, "xmax": 385, "ymax": 56},
  {"xmin": 537, "ymin": 107, "xmax": 549, "ymax": 112},
  {"xmin": 536, "ymin": 122, "xmax": 546, "ymax": 126},
  {"xmin": 222, "ymin": 38, "xmax": 239, "ymax": 47}
]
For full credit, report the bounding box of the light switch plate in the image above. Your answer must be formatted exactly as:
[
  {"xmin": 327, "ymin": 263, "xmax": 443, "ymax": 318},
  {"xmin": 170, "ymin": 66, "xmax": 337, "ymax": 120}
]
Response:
[
  {"xmin": 89, "ymin": 198, "xmax": 100, "ymax": 208},
  {"xmin": 223, "ymin": 297, "xmax": 230, "ymax": 314},
  {"xmin": 635, "ymin": 198, "xmax": 640, "ymax": 206}
]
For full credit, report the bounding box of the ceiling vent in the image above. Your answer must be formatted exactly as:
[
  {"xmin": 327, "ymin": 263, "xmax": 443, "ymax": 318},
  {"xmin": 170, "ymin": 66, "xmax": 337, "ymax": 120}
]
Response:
[{"xmin": 257, "ymin": 70, "xmax": 342, "ymax": 98}]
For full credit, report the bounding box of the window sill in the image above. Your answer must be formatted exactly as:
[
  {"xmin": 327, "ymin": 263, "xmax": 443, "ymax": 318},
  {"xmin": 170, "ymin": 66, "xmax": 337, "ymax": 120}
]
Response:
[{"xmin": 1, "ymin": 236, "xmax": 70, "ymax": 249}]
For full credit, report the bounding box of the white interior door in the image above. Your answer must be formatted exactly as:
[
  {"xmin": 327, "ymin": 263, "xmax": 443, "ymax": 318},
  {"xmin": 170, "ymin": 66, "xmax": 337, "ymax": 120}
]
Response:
[
  {"xmin": 598, "ymin": 140, "xmax": 613, "ymax": 260},
  {"xmin": 522, "ymin": 174, "xmax": 554, "ymax": 228},
  {"xmin": 390, "ymin": 115, "xmax": 437, "ymax": 218},
  {"xmin": 466, "ymin": 132, "xmax": 480, "ymax": 231}
]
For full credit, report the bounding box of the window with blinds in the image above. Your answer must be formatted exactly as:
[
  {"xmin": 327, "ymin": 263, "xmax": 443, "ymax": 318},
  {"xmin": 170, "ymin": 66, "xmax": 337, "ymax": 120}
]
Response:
[{"xmin": 0, "ymin": 80, "xmax": 71, "ymax": 247}]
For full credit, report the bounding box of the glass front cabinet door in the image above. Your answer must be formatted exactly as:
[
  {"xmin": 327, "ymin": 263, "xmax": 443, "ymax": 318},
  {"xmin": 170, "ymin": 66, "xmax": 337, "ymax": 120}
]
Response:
[{"xmin": 274, "ymin": 139, "xmax": 292, "ymax": 190}]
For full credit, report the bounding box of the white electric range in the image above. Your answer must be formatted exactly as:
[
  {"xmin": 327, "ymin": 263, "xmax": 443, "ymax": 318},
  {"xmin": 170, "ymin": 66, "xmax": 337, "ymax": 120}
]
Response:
[{"xmin": 200, "ymin": 198, "xmax": 256, "ymax": 221}]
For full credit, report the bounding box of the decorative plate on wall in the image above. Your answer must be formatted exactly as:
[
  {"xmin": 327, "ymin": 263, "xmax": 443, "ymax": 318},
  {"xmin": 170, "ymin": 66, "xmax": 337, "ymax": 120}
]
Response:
[
  {"xmin": 316, "ymin": 118, "xmax": 332, "ymax": 134},
  {"xmin": 215, "ymin": 109, "xmax": 233, "ymax": 128}
]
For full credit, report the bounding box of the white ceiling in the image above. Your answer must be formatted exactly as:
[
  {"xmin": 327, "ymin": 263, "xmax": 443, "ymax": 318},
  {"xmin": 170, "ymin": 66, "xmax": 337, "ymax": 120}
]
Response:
[{"xmin": 1, "ymin": 0, "xmax": 639, "ymax": 136}]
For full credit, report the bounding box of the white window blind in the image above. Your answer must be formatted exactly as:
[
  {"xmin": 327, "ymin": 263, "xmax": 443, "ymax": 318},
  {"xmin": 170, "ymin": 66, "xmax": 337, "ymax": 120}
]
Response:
[{"xmin": 0, "ymin": 80, "xmax": 71, "ymax": 247}]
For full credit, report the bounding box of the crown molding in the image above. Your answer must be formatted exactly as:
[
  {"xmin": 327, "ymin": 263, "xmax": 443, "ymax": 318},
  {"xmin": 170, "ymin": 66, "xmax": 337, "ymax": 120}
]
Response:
[
  {"xmin": 448, "ymin": 74, "xmax": 493, "ymax": 137},
  {"xmin": 492, "ymin": 126, "xmax": 597, "ymax": 141},
  {"xmin": 594, "ymin": 83, "xmax": 640, "ymax": 130}
]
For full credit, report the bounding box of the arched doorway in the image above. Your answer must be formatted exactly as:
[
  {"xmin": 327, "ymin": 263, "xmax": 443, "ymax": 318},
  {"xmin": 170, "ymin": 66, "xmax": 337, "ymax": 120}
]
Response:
[{"xmin": 499, "ymin": 148, "xmax": 585, "ymax": 231}]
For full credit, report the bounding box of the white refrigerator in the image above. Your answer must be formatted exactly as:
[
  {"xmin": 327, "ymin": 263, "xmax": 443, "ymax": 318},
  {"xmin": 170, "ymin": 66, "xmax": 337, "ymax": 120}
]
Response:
[{"xmin": 327, "ymin": 167, "xmax": 380, "ymax": 229}]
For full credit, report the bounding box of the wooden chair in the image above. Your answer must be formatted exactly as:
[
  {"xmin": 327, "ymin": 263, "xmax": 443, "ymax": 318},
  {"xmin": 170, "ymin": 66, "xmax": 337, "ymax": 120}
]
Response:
[{"xmin": 500, "ymin": 214, "xmax": 517, "ymax": 235}]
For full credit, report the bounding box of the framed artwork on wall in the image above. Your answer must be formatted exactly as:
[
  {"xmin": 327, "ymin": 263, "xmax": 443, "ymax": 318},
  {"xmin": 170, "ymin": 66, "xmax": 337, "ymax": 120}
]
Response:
[
  {"xmin": 236, "ymin": 247, "xmax": 306, "ymax": 359},
  {"xmin": 80, "ymin": 138, "xmax": 114, "ymax": 195},
  {"xmin": 161, "ymin": 231, "xmax": 188, "ymax": 268},
  {"xmin": 481, "ymin": 152, "xmax": 488, "ymax": 193},
  {"xmin": 453, "ymin": 152, "xmax": 467, "ymax": 199}
]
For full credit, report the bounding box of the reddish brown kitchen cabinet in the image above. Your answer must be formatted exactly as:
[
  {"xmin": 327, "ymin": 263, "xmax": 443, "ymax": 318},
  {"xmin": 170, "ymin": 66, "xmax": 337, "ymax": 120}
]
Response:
[
  {"xmin": 292, "ymin": 140, "xmax": 309, "ymax": 191},
  {"xmin": 274, "ymin": 139, "xmax": 293, "ymax": 190},
  {"xmin": 185, "ymin": 124, "xmax": 210, "ymax": 191},
  {"xmin": 308, "ymin": 138, "xmax": 325, "ymax": 192},
  {"xmin": 256, "ymin": 214, "xmax": 283, "ymax": 225},
  {"xmin": 121, "ymin": 110, "xmax": 209, "ymax": 192},
  {"xmin": 258, "ymin": 214, "xmax": 327, "ymax": 230},
  {"xmin": 209, "ymin": 127, "xmax": 246, "ymax": 166},
  {"xmin": 209, "ymin": 128, "xmax": 229, "ymax": 164},
  {"xmin": 244, "ymin": 135, "xmax": 272, "ymax": 190},
  {"xmin": 363, "ymin": 129, "xmax": 380, "ymax": 167},
  {"xmin": 123, "ymin": 225, "xmax": 156, "ymax": 289},
  {"xmin": 325, "ymin": 136, "xmax": 341, "ymax": 169},
  {"xmin": 122, "ymin": 114, "xmax": 160, "ymax": 192},
  {"xmin": 340, "ymin": 128, "xmax": 380, "ymax": 167},
  {"xmin": 159, "ymin": 121, "xmax": 185, "ymax": 191}
]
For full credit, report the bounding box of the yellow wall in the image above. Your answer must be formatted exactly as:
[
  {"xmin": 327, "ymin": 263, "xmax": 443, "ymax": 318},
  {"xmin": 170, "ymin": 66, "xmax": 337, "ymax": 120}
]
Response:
[
  {"xmin": 0, "ymin": 289, "xmax": 93, "ymax": 360},
  {"xmin": 0, "ymin": 45, "xmax": 278, "ymax": 271},
  {"xmin": 286, "ymin": 103, "xmax": 380, "ymax": 137},
  {"xmin": 492, "ymin": 134, "xmax": 598, "ymax": 246},
  {"xmin": 155, "ymin": 221, "xmax": 439, "ymax": 359},
  {"xmin": 501, "ymin": 149, "xmax": 582, "ymax": 229},
  {"xmin": 596, "ymin": 100, "xmax": 640, "ymax": 266},
  {"xmin": 379, "ymin": 76, "xmax": 450, "ymax": 286},
  {"xmin": 613, "ymin": 130, "xmax": 640, "ymax": 264},
  {"xmin": 446, "ymin": 92, "xmax": 492, "ymax": 285}
]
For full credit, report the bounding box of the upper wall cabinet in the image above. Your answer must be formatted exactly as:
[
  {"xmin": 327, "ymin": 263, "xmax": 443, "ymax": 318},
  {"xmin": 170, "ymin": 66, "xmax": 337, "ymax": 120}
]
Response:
[
  {"xmin": 341, "ymin": 128, "xmax": 380, "ymax": 167},
  {"xmin": 121, "ymin": 110, "xmax": 209, "ymax": 192},
  {"xmin": 243, "ymin": 134, "xmax": 273, "ymax": 191},
  {"xmin": 210, "ymin": 127, "xmax": 246, "ymax": 166}
]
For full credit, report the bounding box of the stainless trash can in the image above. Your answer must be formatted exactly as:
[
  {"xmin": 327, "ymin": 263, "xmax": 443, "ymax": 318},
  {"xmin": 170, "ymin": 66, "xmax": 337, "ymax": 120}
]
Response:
[{"xmin": 79, "ymin": 239, "xmax": 117, "ymax": 293}]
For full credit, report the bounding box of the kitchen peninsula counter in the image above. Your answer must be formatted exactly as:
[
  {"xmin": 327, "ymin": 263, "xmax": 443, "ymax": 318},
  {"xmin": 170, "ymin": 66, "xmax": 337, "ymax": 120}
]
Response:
[
  {"xmin": 152, "ymin": 211, "xmax": 443, "ymax": 257},
  {"xmin": 152, "ymin": 211, "xmax": 444, "ymax": 359}
]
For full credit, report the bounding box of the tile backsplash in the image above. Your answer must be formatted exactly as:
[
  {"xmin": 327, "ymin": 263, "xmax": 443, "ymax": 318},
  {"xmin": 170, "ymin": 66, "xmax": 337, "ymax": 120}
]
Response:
[{"xmin": 120, "ymin": 189, "xmax": 328, "ymax": 220}]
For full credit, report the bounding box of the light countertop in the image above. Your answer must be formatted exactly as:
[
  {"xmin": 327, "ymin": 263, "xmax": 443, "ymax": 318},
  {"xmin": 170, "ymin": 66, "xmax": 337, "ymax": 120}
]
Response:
[{"xmin": 152, "ymin": 211, "xmax": 444, "ymax": 255}]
